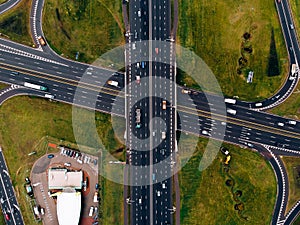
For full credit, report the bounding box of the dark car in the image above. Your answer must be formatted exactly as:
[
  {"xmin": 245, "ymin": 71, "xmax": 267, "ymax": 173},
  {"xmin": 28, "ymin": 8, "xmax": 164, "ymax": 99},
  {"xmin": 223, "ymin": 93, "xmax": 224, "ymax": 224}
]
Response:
[
  {"xmin": 95, "ymin": 183, "xmax": 99, "ymax": 190},
  {"xmin": 25, "ymin": 177, "xmax": 31, "ymax": 184},
  {"xmin": 25, "ymin": 184, "xmax": 34, "ymax": 197},
  {"xmin": 276, "ymin": 143, "xmax": 288, "ymax": 148},
  {"xmin": 48, "ymin": 154, "xmax": 54, "ymax": 159}
]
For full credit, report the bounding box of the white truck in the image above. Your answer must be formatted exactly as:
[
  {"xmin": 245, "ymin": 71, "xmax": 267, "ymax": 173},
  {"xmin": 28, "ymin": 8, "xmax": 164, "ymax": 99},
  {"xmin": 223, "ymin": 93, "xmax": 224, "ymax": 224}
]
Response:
[
  {"xmin": 107, "ymin": 80, "xmax": 119, "ymax": 87},
  {"xmin": 24, "ymin": 82, "xmax": 48, "ymax": 91}
]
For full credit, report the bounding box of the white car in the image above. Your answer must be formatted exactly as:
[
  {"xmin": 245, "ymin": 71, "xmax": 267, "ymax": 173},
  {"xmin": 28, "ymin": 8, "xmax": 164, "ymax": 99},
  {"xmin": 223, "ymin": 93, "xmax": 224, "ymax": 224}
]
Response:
[
  {"xmin": 89, "ymin": 206, "xmax": 94, "ymax": 217},
  {"xmin": 202, "ymin": 130, "xmax": 211, "ymax": 136}
]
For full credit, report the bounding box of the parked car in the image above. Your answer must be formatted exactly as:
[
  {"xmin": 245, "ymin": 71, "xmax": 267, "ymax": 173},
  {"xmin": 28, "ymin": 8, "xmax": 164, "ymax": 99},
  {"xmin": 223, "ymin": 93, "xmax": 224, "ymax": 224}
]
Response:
[
  {"xmin": 25, "ymin": 184, "xmax": 34, "ymax": 197},
  {"xmin": 47, "ymin": 154, "xmax": 54, "ymax": 159},
  {"xmin": 89, "ymin": 206, "xmax": 94, "ymax": 217},
  {"xmin": 25, "ymin": 177, "xmax": 31, "ymax": 184},
  {"xmin": 95, "ymin": 183, "xmax": 99, "ymax": 190}
]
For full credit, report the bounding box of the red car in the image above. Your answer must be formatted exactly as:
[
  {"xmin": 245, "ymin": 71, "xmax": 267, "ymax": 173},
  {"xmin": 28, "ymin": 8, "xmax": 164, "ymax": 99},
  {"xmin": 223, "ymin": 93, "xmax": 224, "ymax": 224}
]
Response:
[{"xmin": 4, "ymin": 212, "xmax": 10, "ymax": 221}]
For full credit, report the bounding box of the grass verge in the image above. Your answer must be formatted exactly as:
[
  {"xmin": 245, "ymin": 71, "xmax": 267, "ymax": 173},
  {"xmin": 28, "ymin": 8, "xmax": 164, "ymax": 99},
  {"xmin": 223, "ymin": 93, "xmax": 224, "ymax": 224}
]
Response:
[
  {"xmin": 177, "ymin": 0, "xmax": 288, "ymax": 101},
  {"xmin": 0, "ymin": 83, "xmax": 8, "ymax": 90},
  {"xmin": 179, "ymin": 136, "xmax": 276, "ymax": 224},
  {"xmin": 0, "ymin": 96, "xmax": 124, "ymax": 224},
  {"xmin": 268, "ymin": 82, "xmax": 300, "ymax": 118},
  {"xmin": 42, "ymin": 0, "xmax": 124, "ymax": 63},
  {"xmin": 289, "ymin": 0, "xmax": 300, "ymax": 42},
  {"xmin": 281, "ymin": 156, "xmax": 300, "ymax": 214},
  {"xmin": 0, "ymin": 0, "xmax": 33, "ymax": 46}
]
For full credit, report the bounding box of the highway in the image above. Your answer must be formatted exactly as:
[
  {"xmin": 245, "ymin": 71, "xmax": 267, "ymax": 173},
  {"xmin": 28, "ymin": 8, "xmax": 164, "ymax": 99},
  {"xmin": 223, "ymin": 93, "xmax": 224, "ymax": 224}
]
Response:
[
  {"xmin": 0, "ymin": 147, "xmax": 24, "ymax": 225},
  {"xmin": 126, "ymin": 0, "xmax": 174, "ymax": 224},
  {"xmin": 0, "ymin": 0, "xmax": 300, "ymax": 224}
]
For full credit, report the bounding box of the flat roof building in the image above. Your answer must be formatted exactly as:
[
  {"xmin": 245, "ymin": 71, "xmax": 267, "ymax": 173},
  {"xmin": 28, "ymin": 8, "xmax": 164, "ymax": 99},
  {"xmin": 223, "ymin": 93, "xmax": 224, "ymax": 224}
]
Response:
[
  {"xmin": 48, "ymin": 168, "xmax": 82, "ymax": 190},
  {"xmin": 57, "ymin": 188, "xmax": 81, "ymax": 225}
]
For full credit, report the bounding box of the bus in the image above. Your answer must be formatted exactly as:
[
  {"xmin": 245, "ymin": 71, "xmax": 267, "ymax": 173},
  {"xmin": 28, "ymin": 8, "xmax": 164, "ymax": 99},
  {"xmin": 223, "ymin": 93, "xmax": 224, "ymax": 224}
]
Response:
[{"xmin": 24, "ymin": 82, "xmax": 48, "ymax": 91}]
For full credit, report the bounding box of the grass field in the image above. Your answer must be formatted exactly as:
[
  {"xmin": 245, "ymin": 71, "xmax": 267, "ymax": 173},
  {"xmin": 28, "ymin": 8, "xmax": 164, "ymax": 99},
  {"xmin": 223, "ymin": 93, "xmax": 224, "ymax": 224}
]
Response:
[
  {"xmin": 0, "ymin": 0, "xmax": 7, "ymax": 4},
  {"xmin": 179, "ymin": 137, "xmax": 276, "ymax": 224},
  {"xmin": 289, "ymin": 0, "xmax": 300, "ymax": 41},
  {"xmin": 269, "ymin": 81, "xmax": 300, "ymax": 118},
  {"xmin": 178, "ymin": 0, "xmax": 288, "ymax": 101},
  {"xmin": 0, "ymin": 83, "xmax": 8, "ymax": 90},
  {"xmin": 0, "ymin": 0, "xmax": 33, "ymax": 46},
  {"xmin": 0, "ymin": 96, "xmax": 124, "ymax": 224},
  {"xmin": 281, "ymin": 156, "xmax": 300, "ymax": 214},
  {"xmin": 42, "ymin": 0, "xmax": 124, "ymax": 63}
]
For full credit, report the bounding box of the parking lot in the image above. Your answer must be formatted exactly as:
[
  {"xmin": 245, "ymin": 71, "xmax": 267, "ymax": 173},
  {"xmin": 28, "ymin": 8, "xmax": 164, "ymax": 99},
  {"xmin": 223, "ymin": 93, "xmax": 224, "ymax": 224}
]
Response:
[{"xmin": 29, "ymin": 147, "xmax": 99, "ymax": 225}]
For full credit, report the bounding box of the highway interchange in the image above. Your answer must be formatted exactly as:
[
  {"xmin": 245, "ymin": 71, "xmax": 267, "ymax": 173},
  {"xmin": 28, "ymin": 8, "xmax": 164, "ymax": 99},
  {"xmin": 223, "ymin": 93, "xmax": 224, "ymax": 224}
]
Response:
[{"xmin": 0, "ymin": 0, "xmax": 299, "ymax": 224}]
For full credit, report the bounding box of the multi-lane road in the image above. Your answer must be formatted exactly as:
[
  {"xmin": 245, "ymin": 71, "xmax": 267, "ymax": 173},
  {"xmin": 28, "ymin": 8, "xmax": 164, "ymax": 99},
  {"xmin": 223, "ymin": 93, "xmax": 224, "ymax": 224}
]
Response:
[
  {"xmin": 1, "ymin": 0, "xmax": 300, "ymax": 224},
  {"xmin": 126, "ymin": 0, "xmax": 174, "ymax": 224},
  {"xmin": 0, "ymin": 147, "xmax": 24, "ymax": 225}
]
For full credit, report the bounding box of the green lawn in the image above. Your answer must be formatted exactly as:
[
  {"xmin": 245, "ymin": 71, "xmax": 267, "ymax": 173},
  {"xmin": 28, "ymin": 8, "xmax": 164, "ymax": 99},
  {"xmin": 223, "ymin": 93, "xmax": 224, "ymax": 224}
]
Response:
[
  {"xmin": 281, "ymin": 156, "xmax": 300, "ymax": 214},
  {"xmin": 289, "ymin": 0, "xmax": 300, "ymax": 41},
  {"xmin": 42, "ymin": 0, "xmax": 124, "ymax": 63},
  {"xmin": 0, "ymin": 0, "xmax": 7, "ymax": 4},
  {"xmin": 269, "ymin": 82, "xmax": 300, "ymax": 118},
  {"xmin": 0, "ymin": 96, "xmax": 123, "ymax": 224},
  {"xmin": 178, "ymin": 0, "xmax": 288, "ymax": 101},
  {"xmin": 0, "ymin": 83, "xmax": 8, "ymax": 90},
  {"xmin": 179, "ymin": 137, "xmax": 276, "ymax": 225},
  {"xmin": 0, "ymin": 0, "xmax": 33, "ymax": 46}
]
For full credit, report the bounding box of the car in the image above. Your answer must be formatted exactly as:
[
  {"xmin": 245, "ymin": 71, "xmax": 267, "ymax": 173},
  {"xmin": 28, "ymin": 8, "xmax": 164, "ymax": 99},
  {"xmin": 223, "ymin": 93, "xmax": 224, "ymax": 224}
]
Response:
[
  {"xmin": 64, "ymin": 162, "xmax": 71, "ymax": 167},
  {"xmin": 201, "ymin": 130, "xmax": 210, "ymax": 136},
  {"xmin": 94, "ymin": 206, "xmax": 98, "ymax": 215},
  {"xmin": 247, "ymin": 143, "xmax": 254, "ymax": 148},
  {"xmin": 277, "ymin": 122, "xmax": 284, "ymax": 127},
  {"xmin": 220, "ymin": 147, "xmax": 229, "ymax": 155},
  {"xmin": 25, "ymin": 177, "xmax": 31, "ymax": 184},
  {"xmin": 25, "ymin": 184, "xmax": 34, "ymax": 197},
  {"xmin": 155, "ymin": 47, "xmax": 159, "ymax": 54},
  {"xmin": 157, "ymin": 191, "xmax": 161, "ymax": 197},
  {"xmin": 93, "ymin": 192, "xmax": 99, "ymax": 202},
  {"xmin": 89, "ymin": 206, "xmax": 94, "ymax": 217},
  {"xmin": 11, "ymin": 71, "xmax": 19, "ymax": 75},
  {"xmin": 161, "ymin": 132, "xmax": 166, "ymax": 139},
  {"xmin": 47, "ymin": 154, "xmax": 54, "ymax": 159},
  {"xmin": 276, "ymin": 143, "xmax": 288, "ymax": 148},
  {"xmin": 181, "ymin": 89, "xmax": 191, "ymax": 94},
  {"xmin": 137, "ymin": 10, "xmax": 141, "ymax": 17},
  {"xmin": 288, "ymin": 120, "xmax": 297, "ymax": 125},
  {"xmin": 95, "ymin": 183, "xmax": 99, "ymax": 190},
  {"xmin": 4, "ymin": 211, "xmax": 10, "ymax": 221},
  {"xmin": 162, "ymin": 183, "xmax": 166, "ymax": 189},
  {"xmin": 162, "ymin": 100, "xmax": 167, "ymax": 110},
  {"xmin": 93, "ymin": 159, "xmax": 98, "ymax": 166},
  {"xmin": 290, "ymin": 24, "xmax": 294, "ymax": 29},
  {"xmin": 38, "ymin": 36, "xmax": 46, "ymax": 46},
  {"xmin": 136, "ymin": 75, "xmax": 140, "ymax": 84}
]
